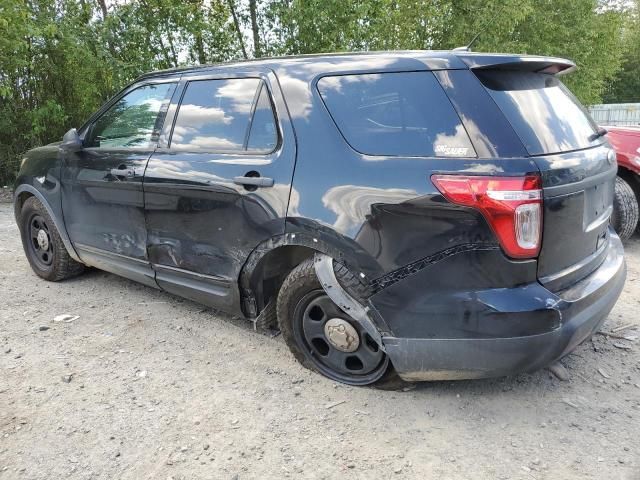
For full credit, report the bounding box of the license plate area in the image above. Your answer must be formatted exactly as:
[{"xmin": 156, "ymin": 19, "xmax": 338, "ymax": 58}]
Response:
[{"xmin": 583, "ymin": 181, "xmax": 612, "ymax": 230}]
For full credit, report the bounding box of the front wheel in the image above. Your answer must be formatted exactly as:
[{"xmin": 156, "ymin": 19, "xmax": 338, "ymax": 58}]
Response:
[
  {"xmin": 277, "ymin": 258, "xmax": 390, "ymax": 386},
  {"xmin": 611, "ymin": 176, "xmax": 639, "ymax": 241},
  {"xmin": 19, "ymin": 197, "xmax": 84, "ymax": 281}
]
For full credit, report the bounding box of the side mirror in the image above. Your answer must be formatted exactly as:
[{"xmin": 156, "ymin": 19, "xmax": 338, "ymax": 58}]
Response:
[{"xmin": 61, "ymin": 128, "xmax": 83, "ymax": 152}]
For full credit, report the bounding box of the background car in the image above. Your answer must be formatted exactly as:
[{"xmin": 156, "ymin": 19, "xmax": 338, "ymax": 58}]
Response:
[{"xmin": 607, "ymin": 126, "xmax": 640, "ymax": 240}]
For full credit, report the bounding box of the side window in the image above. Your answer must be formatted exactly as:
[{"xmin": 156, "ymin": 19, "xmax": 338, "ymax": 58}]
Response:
[
  {"xmin": 170, "ymin": 78, "xmax": 277, "ymax": 153},
  {"xmin": 317, "ymin": 72, "xmax": 476, "ymax": 158},
  {"xmin": 86, "ymin": 83, "xmax": 175, "ymax": 149},
  {"xmin": 247, "ymin": 84, "xmax": 278, "ymax": 151}
]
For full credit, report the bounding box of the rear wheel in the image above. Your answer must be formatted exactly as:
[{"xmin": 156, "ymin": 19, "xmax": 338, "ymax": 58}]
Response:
[
  {"xmin": 611, "ymin": 176, "xmax": 639, "ymax": 241},
  {"xmin": 20, "ymin": 197, "xmax": 84, "ymax": 281},
  {"xmin": 277, "ymin": 258, "xmax": 390, "ymax": 386}
]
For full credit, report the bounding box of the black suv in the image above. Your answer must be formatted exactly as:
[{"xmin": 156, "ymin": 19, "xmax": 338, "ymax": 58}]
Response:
[{"xmin": 14, "ymin": 51, "xmax": 626, "ymax": 386}]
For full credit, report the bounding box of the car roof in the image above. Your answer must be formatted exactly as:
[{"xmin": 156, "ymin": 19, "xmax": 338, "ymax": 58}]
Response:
[{"xmin": 136, "ymin": 50, "xmax": 575, "ymax": 82}]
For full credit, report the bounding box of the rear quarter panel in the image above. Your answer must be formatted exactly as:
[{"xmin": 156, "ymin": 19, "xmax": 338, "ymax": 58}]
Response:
[
  {"xmin": 276, "ymin": 61, "xmax": 549, "ymax": 338},
  {"xmin": 276, "ymin": 60, "xmax": 538, "ymax": 281}
]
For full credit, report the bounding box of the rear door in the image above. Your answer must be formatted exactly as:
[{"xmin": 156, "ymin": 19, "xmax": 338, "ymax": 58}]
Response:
[
  {"xmin": 473, "ymin": 69, "xmax": 615, "ymax": 290},
  {"xmin": 143, "ymin": 69, "xmax": 296, "ymax": 312}
]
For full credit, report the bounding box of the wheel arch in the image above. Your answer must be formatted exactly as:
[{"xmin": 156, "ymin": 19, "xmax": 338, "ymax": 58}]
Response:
[
  {"xmin": 13, "ymin": 184, "xmax": 81, "ymax": 262},
  {"xmin": 14, "ymin": 190, "xmax": 34, "ymax": 223},
  {"xmin": 238, "ymin": 226, "xmax": 384, "ymax": 318}
]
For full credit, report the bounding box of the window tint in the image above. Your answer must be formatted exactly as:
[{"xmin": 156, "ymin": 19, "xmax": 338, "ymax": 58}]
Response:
[
  {"xmin": 475, "ymin": 70, "xmax": 600, "ymax": 155},
  {"xmin": 86, "ymin": 83, "xmax": 174, "ymax": 148},
  {"xmin": 171, "ymin": 78, "xmax": 277, "ymax": 152},
  {"xmin": 317, "ymin": 72, "xmax": 475, "ymax": 157}
]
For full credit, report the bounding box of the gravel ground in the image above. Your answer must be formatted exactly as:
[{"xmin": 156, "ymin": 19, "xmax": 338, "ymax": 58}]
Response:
[
  {"xmin": 0, "ymin": 189, "xmax": 13, "ymax": 204},
  {"xmin": 1, "ymin": 202, "xmax": 639, "ymax": 480}
]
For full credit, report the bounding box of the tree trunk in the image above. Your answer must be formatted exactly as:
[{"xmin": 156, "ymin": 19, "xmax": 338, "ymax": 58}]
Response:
[
  {"xmin": 194, "ymin": 32, "xmax": 207, "ymax": 64},
  {"xmin": 186, "ymin": 0, "xmax": 207, "ymax": 64},
  {"xmin": 249, "ymin": 0, "xmax": 261, "ymax": 57},
  {"xmin": 226, "ymin": 0, "xmax": 248, "ymax": 59},
  {"xmin": 96, "ymin": 0, "xmax": 108, "ymax": 19},
  {"xmin": 165, "ymin": 30, "xmax": 179, "ymax": 67}
]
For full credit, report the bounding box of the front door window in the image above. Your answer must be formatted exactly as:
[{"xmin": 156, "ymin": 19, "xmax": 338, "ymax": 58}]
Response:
[{"xmin": 85, "ymin": 83, "xmax": 175, "ymax": 149}]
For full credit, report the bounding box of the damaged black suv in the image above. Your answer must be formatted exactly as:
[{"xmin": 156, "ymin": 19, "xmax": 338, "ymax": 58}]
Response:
[{"xmin": 15, "ymin": 51, "xmax": 626, "ymax": 385}]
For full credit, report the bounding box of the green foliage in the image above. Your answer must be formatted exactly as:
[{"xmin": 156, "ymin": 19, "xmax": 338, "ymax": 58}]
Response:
[
  {"xmin": 0, "ymin": 0, "xmax": 636, "ymax": 186},
  {"xmin": 266, "ymin": 0, "xmax": 628, "ymax": 105},
  {"xmin": 0, "ymin": 0, "xmax": 240, "ymax": 186},
  {"xmin": 604, "ymin": 0, "xmax": 640, "ymax": 103}
]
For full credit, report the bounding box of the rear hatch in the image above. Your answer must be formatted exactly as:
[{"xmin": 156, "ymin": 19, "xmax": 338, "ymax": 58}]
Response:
[{"xmin": 470, "ymin": 62, "xmax": 616, "ymax": 291}]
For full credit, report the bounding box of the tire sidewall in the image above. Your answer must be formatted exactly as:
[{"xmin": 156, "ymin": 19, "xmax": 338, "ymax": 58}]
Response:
[
  {"xmin": 278, "ymin": 265, "xmax": 324, "ymax": 369},
  {"xmin": 612, "ymin": 176, "xmax": 639, "ymax": 241}
]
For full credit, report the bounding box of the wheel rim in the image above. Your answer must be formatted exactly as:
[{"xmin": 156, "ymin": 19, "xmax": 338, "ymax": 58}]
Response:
[
  {"xmin": 27, "ymin": 214, "xmax": 54, "ymax": 269},
  {"xmin": 293, "ymin": 290, "xmax": 388, "ymax": 385}
]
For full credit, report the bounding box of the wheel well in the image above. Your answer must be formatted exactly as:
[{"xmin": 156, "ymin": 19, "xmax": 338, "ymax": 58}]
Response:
[
  {"xmin": 249, "ymin": 245, "xmax": 316, "ymax": 314},
  {"xmin": 13, "ymin": 191, "xmax": 33, "ymax": 224}
]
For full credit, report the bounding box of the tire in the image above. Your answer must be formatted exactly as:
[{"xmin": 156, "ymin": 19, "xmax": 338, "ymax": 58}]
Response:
[
  {"xmin": 277, "ymin": 257, "xmax": 396, "ymax": 386},
  {"xmin": 611, "ymin": 176, "xmax": 639, "ymax": 241},
  {"xmin": 19, "ymin": 196, "xmax": 85, "ymax": 281}
]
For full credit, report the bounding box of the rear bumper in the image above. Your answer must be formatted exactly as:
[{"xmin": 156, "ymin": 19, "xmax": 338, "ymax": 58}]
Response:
[{"xmin": 380, "ymin": 233, "xmax": 626, "ymax": 381}]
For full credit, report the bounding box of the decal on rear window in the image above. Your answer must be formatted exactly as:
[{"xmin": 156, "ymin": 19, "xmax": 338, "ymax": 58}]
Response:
[{"xmin": 434, "ymin": 145, "xmax": 470, "ymax": 156}]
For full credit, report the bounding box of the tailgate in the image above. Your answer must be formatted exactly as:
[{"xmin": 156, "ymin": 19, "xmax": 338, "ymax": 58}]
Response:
[
  {"xmin": 470, "ymin": 66, "xmax": 615, "ymax": 291},
  {"xmin": 535, "ymin": 147, "xmax": 616, "ymax": 291}
]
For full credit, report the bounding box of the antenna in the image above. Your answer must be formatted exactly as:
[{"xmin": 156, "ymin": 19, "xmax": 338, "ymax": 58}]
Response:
[
  {"xmin": 453, "ymin": 32, "xmax": 481, "ymax": 52},
  {"xmin": 451, "ymin": 3, "xmax": 507, "ymax": 52}
]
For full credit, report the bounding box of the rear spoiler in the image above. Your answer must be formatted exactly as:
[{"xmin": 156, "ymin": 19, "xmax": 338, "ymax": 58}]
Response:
[{"xmin": 454, "ymin": 53, "xmax": 576, "ymax": 76}]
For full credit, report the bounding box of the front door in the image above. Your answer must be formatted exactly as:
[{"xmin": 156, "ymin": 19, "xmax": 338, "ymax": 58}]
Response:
[
  {"xmin": 143, "ymin": 70, "xmax": 296, "ymax": 312},
  {"xmin": 60, "ymin": 81, "xmax": 177, "ymax": 287}
]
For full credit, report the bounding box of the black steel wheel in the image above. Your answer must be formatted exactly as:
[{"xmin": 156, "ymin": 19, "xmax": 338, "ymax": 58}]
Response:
[
  {"xmin": 295, "ymin": 290, "xmax": 387, "ymax": 383},
  {"xmin": 277, "ymin": 258, "xmax": 389, "ymax": 386},
  {"xmin": 27, "ymin": 213, "xmax": 54, "ymax": 270},
  {"xmin": 19, "ymin": 196, "xmax": 84, "ymax": 281}
]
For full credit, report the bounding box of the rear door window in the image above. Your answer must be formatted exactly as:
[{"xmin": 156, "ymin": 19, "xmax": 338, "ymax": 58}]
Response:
[
  {"xmin": 170, "ymin": 78, "xmax": 277, "ymax": 153},
  {"xmin": 247, "ymin": 83, "xmax": 278, "ymax": 151},
  {"xmin": 317, "ymin": 71, "xmax": 475, "ymax": 157},
  {"xmin": 475, "ymin": 70, "xmax": 601, "ymax": 155}
]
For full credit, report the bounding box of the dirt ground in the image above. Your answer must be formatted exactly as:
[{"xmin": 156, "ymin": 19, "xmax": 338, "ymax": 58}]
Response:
[{"xmin": 0, "ymin": 201, "xmax": 639, "ymax": 480}]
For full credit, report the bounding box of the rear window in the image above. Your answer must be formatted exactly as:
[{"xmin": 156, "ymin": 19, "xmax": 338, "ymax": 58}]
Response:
[
  {"xmin": 317, "ymin": 72, "xmax": 475, "ymax": 158},
  {"xmin": 475, "ymin": 70, "xmax": 601, "ymax": 155}
]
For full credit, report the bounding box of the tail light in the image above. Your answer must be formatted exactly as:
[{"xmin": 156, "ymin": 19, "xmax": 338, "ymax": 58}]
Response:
[{"xmin": 432, "ymin": 174, "xmax": 543, "ymax": 259}]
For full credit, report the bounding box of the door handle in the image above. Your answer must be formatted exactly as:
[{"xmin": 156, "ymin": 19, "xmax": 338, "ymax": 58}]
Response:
[
  {"xmin": 109, "ymin": 167, "xmax": 135, "ymax": 178},
  {"xmin": 233, "ymin": 176, "xmax": 274, "ymax": 188}
]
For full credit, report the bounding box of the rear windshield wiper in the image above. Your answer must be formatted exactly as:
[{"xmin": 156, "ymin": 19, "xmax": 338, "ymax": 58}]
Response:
[{"xmin": 589, "ymin": 127, "xmax": 608, "ymax": 142}]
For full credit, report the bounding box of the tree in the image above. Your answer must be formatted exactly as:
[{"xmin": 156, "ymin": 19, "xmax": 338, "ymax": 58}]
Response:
[
  {"xmin": 603, "ymin": 0, "xmax": 640, "ymax": 103},
  {"xmin": 0, "ymin": 0, "xmax": 243, "ymax": 186},
  {"xmin": 0, "ymin": 0, "xmax": 635, "ymax": 187}
]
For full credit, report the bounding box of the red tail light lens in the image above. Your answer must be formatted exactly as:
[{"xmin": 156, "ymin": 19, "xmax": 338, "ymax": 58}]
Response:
[{"xmin": 432, "ymin": 174, "xmax": 543, "ymax": 259}]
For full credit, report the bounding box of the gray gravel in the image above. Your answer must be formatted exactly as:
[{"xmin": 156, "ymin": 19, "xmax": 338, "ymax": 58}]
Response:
[
  {"xmin": 0, "ymin": 188, "xmax": 13, "ymax": 204},
  {"xmin": 1, "ymin": 202, "xmax": 639, "ymax": 479}
]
